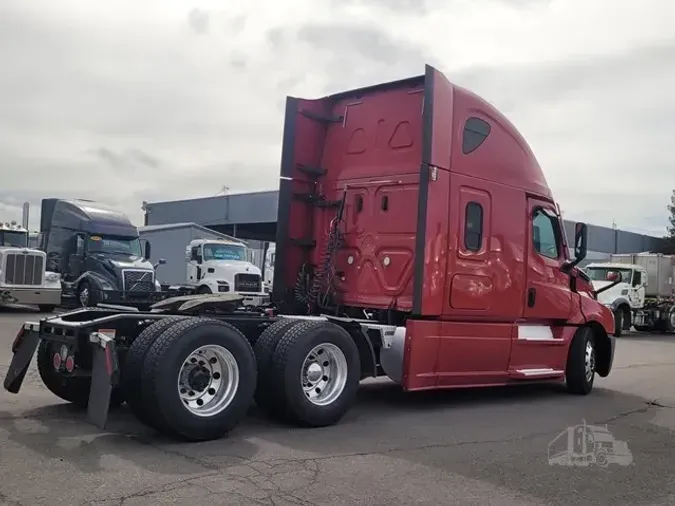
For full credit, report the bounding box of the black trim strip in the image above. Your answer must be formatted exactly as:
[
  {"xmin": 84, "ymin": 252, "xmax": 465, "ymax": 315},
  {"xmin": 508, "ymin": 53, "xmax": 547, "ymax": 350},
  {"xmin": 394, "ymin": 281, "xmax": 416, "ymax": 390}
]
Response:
[
  {"xmin": 272, "ymin": 97, "xmax": 299, "ymax": 304},
  {"xmin": 412, "ymin": 65, "xmax": 435, "ymax": 316}
]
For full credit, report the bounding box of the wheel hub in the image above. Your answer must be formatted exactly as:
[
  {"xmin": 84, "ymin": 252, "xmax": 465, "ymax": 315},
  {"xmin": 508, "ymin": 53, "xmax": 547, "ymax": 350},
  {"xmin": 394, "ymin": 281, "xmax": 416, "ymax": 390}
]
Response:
[
  {"xmin": 585, "ymin": 340, "xmax": 596, "ymax": 381},
  {"xmin": 177, "ymin": 345, "xmax": 239, "ymax": 417},
  {"xmin": 188, "ymin": 367, "xmax": 211, "ymax": 392},
  {"xmin": 305, "ymin": 363, "xmax": 323, "ymax": 383},
  {"xmin": 301, "ymin": 343, "xmax": 348, "ymax": 407}
]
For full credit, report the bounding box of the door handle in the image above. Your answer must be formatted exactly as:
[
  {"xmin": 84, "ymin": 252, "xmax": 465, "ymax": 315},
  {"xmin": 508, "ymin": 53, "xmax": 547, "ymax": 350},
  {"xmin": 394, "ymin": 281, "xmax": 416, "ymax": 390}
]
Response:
[{"xmin": 527, "ymin": 288, "xmax": 536, "ymax": 308}]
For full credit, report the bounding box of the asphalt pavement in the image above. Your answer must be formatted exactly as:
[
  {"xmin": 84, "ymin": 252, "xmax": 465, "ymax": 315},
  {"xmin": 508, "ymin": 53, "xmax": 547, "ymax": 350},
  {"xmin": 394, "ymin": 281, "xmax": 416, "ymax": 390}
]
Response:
[{"xmin": 0, "ymin": 306, "xmax": 674, "ymax": 506}]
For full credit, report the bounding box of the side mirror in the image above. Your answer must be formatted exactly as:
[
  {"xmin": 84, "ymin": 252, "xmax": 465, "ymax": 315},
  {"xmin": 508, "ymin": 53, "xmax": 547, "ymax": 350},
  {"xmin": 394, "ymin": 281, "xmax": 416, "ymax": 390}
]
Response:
[
  {"xmin": 158, "ymin": 258, "xmax": 166, "ymax": 265},
  {"xmin": 573, "ymin": 222, "xmax": 588, "ymax": 262},
  {"xmin": 144, "ymin": 241, "xmax": 151, "ymax": 260}
]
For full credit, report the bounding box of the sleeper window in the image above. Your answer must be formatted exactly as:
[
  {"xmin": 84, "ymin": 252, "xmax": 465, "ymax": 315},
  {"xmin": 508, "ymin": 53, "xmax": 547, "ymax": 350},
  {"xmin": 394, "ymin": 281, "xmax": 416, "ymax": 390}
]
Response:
[
  {"xmin": 532, "ymin": 209, "xmax": 559, "ymax": 259},
  {"xmin": 464, "ymin": 202, "xmax": 483, "ymax": 252}
]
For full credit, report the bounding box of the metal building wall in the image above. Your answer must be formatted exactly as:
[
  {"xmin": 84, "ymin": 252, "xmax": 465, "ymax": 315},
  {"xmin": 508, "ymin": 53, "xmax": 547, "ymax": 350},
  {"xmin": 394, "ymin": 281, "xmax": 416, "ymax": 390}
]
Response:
[
  {"xmin": 145, "ymin": 191, "xmax": 278, "ymax": 227},
  {"xmin": 145, "ymin": 191, "xmax": 661, "ymax": 259}
]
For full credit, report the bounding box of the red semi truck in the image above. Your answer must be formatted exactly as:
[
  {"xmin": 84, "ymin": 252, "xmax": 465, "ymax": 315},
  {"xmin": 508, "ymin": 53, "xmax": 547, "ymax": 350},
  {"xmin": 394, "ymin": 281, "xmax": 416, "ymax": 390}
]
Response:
[{"xmin": 3, "ymin": 65, "xmax": 616, "ymax": 442}]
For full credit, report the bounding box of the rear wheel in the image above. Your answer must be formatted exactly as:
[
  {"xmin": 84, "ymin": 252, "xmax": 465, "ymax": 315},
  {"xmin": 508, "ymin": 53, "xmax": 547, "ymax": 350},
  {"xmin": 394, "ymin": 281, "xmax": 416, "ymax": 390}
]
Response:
[
  {"xmin": 253, "ymin": 318, "xmax": 303, "ymax": 414},
  {"xmin": 141, "ymin": 317, "xmax": 256, "ymax": 441},
  {"xmin": 122, "ymin": 317, "xmax": 187, "ymax": 427},
  {"xmin": 38, "ymin": 305, "xmax": 56, "ymax": 313},
  {"xmin": 565, "ymin": 326, "xmax": 596, "ymax": 395},
  {"xmin": 36, "ymin": 341, "xmax": 124, "ymax": 407},
  {"xmin": 269, "ymin": 320, "xmax": 360, "ymax": 426}
]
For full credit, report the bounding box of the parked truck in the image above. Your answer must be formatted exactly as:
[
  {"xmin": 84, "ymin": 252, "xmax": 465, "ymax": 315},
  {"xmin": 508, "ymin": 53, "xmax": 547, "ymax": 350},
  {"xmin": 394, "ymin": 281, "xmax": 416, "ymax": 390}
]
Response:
[
  {"xmin": 4, "ymin": 65, "xmax": 616, "ymax": 443},
  {"xmin": 0, "ymin": 221, "xmax": 62, "ymax": 311},
  {"xmin": 138, "ymin": 223, "xmax": 270, "ymax": 307},
  {"xmin": 39, "ymin": 198, "xmax": 165, "ymax": 309},
  {"xmin": 585, "ymin": 253, "xmax": 675, "ymax": 335}
]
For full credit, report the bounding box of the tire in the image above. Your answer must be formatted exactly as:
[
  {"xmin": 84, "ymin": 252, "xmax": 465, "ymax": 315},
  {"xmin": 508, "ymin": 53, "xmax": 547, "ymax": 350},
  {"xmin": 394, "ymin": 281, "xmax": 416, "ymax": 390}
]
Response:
[
  {"xmin": 38, "ymin": 305, "xmax": 56, "ymax": 313},
  {"xmin": 565, "ymin": 326, "xmax": 596, "ymax": 395},
  {"xmin": 37, "ymin": 340, "xmax": 124, "ymax": 408},
  {"xmin": 613, "ymin": 309, "xmax": 624, "ymax": 337},
  {"xmin": 141, "ymin": 317, "xmax": 256, "ymax": 441},
  {"xmin": 196, "ymin": 285, "xmax": 212, "ymax": 294},
  {"xmin": 253, "ymin": 318, "xmax": 303, "ymax": 414},
  {"xmin": 269, "ymin": 320, "xmax": 361, "ymax": 427},
  {"xmin": 121, "ymin": 317, "xmax": 187, "ymax": 428},
  {"xmin": 77, "ymin": 281, "xmax": 99, "ymax": 308}
]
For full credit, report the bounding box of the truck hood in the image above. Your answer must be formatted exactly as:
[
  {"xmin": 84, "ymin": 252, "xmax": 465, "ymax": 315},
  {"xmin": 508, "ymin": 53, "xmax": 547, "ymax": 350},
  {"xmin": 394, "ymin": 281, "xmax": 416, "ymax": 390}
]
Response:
[
  {"xmin": 203, "ymin": 260, "xmax": 261, "ymax": 276},
  {"xmin": 591, "ymin": 280, "xmax": 629, "ymax": 306},
  {"xmin": 90, "ymin": 253, "xmax": 154, "ymax": 271}
]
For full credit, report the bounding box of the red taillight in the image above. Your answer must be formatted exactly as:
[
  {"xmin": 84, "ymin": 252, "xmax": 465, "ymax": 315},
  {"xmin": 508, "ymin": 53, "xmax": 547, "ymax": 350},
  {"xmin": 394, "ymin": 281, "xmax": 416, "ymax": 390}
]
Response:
[
  {"xmin": 53, "ymin": 352, "xmax": 62, "ymax": 370},
  {"xmin": 64, "ymin": 355, "xmax": 75, "ymax": 373}
]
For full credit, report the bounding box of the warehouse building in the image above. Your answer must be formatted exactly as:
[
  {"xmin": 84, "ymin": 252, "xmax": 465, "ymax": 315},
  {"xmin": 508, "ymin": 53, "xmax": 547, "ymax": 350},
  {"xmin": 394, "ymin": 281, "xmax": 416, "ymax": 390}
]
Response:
[{"xmin": 143, "ymin": 190, "xmax": 662, "ymax": 266}]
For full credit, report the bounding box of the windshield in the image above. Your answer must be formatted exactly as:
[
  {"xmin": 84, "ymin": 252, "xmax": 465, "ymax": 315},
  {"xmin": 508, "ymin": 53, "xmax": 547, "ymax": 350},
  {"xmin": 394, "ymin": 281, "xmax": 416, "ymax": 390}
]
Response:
[
  {"xmin": 586, "ymin": 267, "xmax": 633, "ymax": 283},
  {"xmin": 0, "ymin": 231, "xmax": 28, "ymax": 248},
  {"xmin": 88, "ymin": 235, "xmax": 142, "ymax": 257},
  {"xmin": 203, "ymin": 243, "xmax": 246, "ymax": 261}
]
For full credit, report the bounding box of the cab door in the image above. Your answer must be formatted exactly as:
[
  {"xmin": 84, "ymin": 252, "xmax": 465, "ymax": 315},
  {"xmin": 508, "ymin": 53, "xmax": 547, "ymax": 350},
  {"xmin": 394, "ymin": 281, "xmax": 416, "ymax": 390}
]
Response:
[
  {"xmin": 509, "ymin": 198, "xmax": 572, "ymax": 376},
  {"xmin": 522, "ymin": 198, "xmax": 573, "ymax": 321}
]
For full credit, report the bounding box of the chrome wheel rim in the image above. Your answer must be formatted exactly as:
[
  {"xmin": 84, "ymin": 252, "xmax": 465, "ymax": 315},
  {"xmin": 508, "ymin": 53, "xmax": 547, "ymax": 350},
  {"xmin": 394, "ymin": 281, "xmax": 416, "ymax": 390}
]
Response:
[
  {"xmin": 301, "ymin": 343, "xmax": 348, "ymax": 406},
  {"xmin": 79, "ymin": 288, "xmax": 89, "ymax": 307},
  {"xmin": 177, "ymin": 344, "xmax": 239, "ymax": 417},
  {"xmin": 585, "ymin": 339, "xmax": 596, "ymax": 382}
]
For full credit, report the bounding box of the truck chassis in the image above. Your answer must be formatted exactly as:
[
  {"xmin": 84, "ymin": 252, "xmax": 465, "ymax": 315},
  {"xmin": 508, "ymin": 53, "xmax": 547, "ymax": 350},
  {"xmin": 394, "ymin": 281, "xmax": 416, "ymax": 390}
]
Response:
[{"xmin": 3, "ymin": 292, "xmax": 607, "ymax": 442}]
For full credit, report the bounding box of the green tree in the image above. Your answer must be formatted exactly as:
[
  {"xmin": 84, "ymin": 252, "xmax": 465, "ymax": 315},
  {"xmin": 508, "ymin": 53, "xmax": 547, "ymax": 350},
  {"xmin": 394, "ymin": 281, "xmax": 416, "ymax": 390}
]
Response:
[{"xmin": 657, "ymin": 190, "xmax": 675, "ymax": 254}]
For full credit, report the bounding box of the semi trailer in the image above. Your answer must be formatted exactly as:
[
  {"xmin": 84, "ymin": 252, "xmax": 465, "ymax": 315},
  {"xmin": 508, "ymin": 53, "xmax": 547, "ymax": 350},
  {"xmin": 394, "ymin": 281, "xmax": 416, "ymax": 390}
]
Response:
[
  {"xmin": 586, "ymin": 253, "xmax": 675, "ymax": 335},
  {"xmin": 4, "ymin": 65, "xmax": 616, "ymax": 442}
]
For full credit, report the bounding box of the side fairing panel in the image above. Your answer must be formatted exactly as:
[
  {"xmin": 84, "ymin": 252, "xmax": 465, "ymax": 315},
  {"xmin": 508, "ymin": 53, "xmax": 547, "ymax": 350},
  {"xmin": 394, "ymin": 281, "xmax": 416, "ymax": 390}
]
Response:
[{"xmin": 412, "ymin": 66, "xmax": 453, "ymax": 316}]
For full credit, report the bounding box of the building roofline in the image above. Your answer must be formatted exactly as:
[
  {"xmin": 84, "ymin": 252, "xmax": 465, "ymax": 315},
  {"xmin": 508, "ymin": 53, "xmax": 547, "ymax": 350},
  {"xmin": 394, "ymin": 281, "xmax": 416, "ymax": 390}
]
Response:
[{"xmin": 139, "ymin": 222, "xmax": 247, "ymax": 244}]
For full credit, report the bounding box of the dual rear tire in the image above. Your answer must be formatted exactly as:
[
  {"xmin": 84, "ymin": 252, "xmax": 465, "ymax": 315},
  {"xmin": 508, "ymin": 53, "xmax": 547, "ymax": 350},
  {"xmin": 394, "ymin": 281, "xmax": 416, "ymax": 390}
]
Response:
[
  {"xmin": 122, "ymin": 317, "xmax": 256, "ymax": 441},
  {"xmin": 253, "ymin": 319, "xmax": 361, "ymax": 427},
  {"xmin": 121, "ymin": 316, "xmax": 360, "ymax": 441}
]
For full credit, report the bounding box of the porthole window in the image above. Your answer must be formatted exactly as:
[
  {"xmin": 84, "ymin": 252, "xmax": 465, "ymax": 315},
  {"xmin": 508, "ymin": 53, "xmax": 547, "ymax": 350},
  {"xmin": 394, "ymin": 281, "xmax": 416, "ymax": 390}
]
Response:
[{"xmin": 462, "ymin": 117, "xmax": 491, "ymax": 154}]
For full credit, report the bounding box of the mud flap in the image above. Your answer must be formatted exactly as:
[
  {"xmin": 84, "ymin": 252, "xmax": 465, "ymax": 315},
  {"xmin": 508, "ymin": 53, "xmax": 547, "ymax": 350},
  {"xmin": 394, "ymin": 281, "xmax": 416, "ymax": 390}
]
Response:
[
  {"xmin": 3, "ymin": 323, "xmax": 40, "ymax": 394},
  {"xmin": 87, "ymin": 330, "xmax": 120, "ymax": 429}
]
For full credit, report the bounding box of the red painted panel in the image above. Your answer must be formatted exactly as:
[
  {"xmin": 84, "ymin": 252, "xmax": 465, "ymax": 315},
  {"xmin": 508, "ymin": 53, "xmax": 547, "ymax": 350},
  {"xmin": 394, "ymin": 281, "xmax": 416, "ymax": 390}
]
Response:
[
  {"xmin": 402, "ymin": 319, "xmax": 441, "ymax": 390},
  {"xmin": 435, "ymin": 321, "xmax": 512, "ymax": 386}
]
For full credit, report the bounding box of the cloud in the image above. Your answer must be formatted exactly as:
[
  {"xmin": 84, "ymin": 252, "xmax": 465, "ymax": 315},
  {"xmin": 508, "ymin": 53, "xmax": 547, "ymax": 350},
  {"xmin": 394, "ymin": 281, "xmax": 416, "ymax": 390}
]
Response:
[{"xmin": 0, "ymin": 0, "xmax": 673, "ymax": 238}]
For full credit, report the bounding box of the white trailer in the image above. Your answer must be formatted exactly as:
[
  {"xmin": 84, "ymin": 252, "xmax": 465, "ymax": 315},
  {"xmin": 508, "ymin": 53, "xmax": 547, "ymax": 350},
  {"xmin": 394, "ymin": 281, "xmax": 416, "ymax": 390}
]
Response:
[
  {"xmin": 0, "ymin": 221, "xmax": 62, "ymax": 311},
  {"xmin": 585, "ymin": 252, "xmax": 675, "ymax": 335}
]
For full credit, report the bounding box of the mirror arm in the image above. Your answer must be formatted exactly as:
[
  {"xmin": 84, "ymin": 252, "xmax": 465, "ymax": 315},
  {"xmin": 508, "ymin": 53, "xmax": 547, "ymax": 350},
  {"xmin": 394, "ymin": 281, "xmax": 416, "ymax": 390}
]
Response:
[{"xmin": 594, "ymin": 278, "xmax": 621, "ymax": 297}]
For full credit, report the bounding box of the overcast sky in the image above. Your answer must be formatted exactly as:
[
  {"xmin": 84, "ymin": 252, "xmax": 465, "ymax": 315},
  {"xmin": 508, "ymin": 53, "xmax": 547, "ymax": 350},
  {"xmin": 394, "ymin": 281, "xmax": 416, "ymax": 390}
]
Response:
[{"xmin": 1, "ymin": 0, "xmax": 673, "ymax": 236}]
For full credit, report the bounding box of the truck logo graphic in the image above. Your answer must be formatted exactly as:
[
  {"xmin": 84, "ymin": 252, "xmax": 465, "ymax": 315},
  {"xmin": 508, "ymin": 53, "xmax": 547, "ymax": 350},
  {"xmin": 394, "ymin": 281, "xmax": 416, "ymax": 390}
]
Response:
[{"xmin": 547, "ymin": 420, "xmax": 633, "ymax": 468}]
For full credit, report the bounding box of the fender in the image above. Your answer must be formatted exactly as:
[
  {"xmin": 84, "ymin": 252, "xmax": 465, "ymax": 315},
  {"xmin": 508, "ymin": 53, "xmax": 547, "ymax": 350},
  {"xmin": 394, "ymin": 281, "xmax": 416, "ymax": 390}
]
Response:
[
  {"xmin": 608, "ymin": 297, "xmax": 631, "ymax": 313},
  {"xmin": 570, "ymin": 292, "xmax": 616, "ymax": 377},
  {"xmin": 68, "ymin": 271, "xmax": 120, "ymax": 293}
]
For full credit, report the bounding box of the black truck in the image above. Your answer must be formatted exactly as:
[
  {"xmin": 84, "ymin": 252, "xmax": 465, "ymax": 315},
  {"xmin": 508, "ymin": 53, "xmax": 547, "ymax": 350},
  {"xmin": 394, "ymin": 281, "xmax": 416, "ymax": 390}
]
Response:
[{"xmin": 40, "ymin": 198, "xmax": 165, "ymax": 308}]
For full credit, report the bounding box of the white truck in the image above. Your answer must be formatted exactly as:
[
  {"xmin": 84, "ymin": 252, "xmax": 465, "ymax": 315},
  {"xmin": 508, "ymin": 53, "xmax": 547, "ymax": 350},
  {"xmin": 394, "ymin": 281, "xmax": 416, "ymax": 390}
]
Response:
[
  {"xmin": 585, "ymin": 252, "xmax": 675, "ymax": 336},
  {"xmin": 159, "ymin": 237, "xmax": 269, "ymax": 308},
  {"xmin": 0, "ymin": 221, "xmax": 62, "ymax": 311}
]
